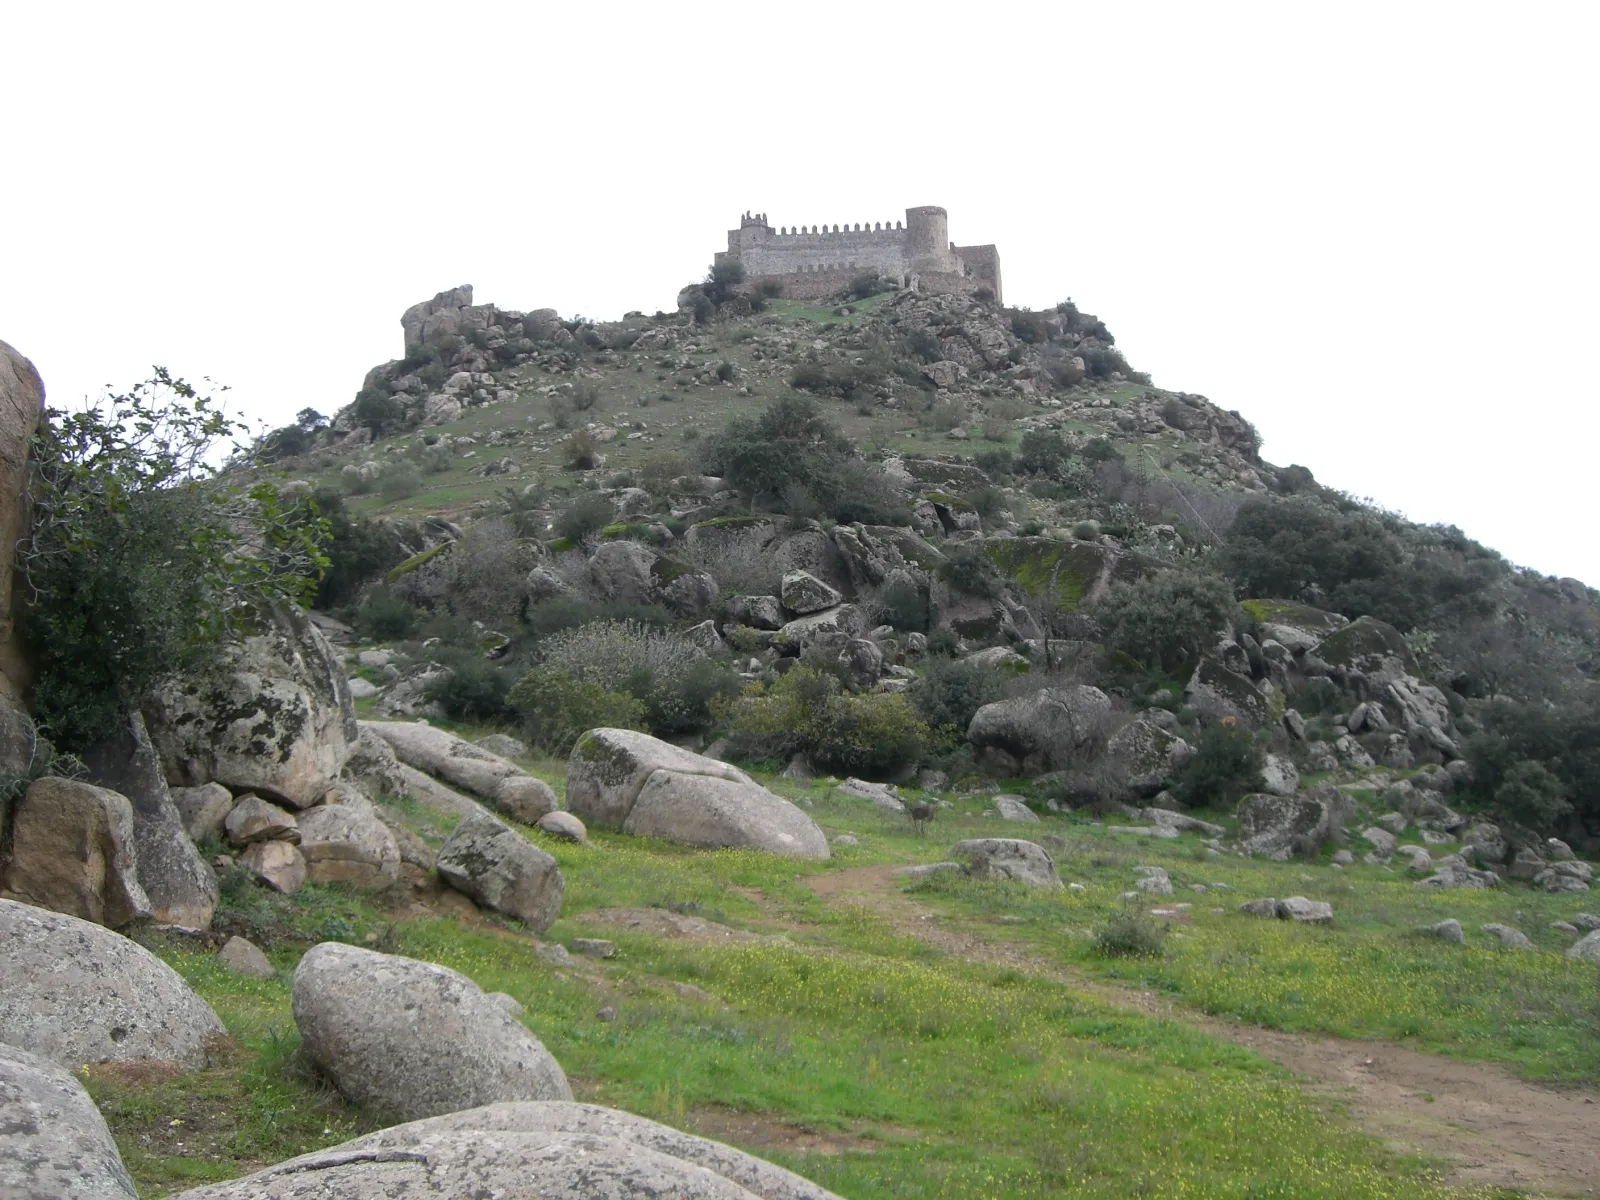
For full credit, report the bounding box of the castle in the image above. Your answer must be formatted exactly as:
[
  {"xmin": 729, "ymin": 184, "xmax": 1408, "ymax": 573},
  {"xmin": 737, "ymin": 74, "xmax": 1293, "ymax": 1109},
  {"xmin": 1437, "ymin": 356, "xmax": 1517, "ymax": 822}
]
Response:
[{"xmin": 715, "ymin": 205, "xmax": 1002, "ymax": 304}]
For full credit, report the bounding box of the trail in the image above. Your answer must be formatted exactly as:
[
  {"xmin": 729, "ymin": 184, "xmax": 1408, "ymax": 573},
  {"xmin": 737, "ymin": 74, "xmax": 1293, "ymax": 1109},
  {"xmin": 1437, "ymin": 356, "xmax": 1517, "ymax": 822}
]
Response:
[{"xmin": 802, "ymin": 865, "xmax": 1600, "ymax": 1198}]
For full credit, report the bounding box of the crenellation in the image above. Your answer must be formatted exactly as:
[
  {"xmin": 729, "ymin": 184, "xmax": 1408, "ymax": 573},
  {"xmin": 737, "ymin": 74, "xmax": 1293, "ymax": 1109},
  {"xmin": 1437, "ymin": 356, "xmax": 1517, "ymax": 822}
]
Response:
[{"xmin": 714, "ymin": 205, "xmax": 1000, "ymax": 303}]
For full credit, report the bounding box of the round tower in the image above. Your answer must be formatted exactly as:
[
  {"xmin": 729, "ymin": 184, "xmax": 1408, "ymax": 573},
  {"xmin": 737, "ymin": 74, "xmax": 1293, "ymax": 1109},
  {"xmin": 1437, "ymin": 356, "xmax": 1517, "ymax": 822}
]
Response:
[{"xmin": 904, "ymin": 206, "xmax": 950, "ymax": 269}]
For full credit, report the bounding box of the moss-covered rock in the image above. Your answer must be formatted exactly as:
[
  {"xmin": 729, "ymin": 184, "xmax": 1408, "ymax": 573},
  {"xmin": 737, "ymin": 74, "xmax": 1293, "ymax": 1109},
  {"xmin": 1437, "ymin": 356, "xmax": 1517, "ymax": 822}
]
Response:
[
  {"xmin": 1314, "ymin": 615, "xmax": 1414, "ymax": 679},
  {"xmin": 384, "ymin": 542, "xmax": 449, "ymax": 584},
  {"xmin": 983, "ymin": 538, "xmax": 1106, "ymax": 610},
  {"xmin": 1184, "ymin": 657, "xmax": 1270, "ymax": 728}
]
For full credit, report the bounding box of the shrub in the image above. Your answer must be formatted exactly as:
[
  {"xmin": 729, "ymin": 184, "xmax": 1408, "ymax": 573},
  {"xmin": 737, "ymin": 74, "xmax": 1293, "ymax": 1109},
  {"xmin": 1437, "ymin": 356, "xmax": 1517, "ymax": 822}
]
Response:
[
  {"xmin": 1081, "ymin": 347, "xmax": 1132, "ymax": 380},
  {"xmin": 20, "ymin": 370, "xmax": 327, "ymax": 748},
  {"xmin": 352, "ymin": 587, "xmax": 419, "ymax": 640},
  {"xmin": 1173, "ymin": 723, "xmax": 1263, "ymax": 809},
  {"xmin": 980, "ymin": 415, "xmax": 1011, "ymax": 442},
  {"xmin": 723, "ymin": 666, "xmax": 928, "ymax": 777},
  {"xmin": 379, "ymin": 466, "xmax": 421, "ymax": 501},
  {"xmin": 846, "ymin": 271, "xmax": 883, "ymax": 301},
  {"xmin": 907, "ymin": 328, "xmax": 941, "ymax": 362},
  {"xmin": 555, "ymin": 493, "xmax": 615, "ymax": 543},
  {"xmin": 507, "ymin": 665, "xmax": 645, "ymax": 754},
  {"xmin": 313, "ymin": 487, "xmax": 405, "ymax": 609},
  {"xmin": 538, "ymin": 620, "xmax": 737, "ymax": 736},
  {"xmin": 911, "ymin": 658, "xmax": 1006, "ymax": 740},
  {"xmin": 968, "ymin": 487, "xmax": 1007, "ymax": 520},
  {"xmin": 1010, "ymin": 310, "xmax": 1047, "ymax": 344},
  {"xmin": 937, "ymin": 546, "xmax": 1001, "ymax": 598},
  {"xmin": 920, "ymin": 399, "xmax": 966, "ymax": 432},
  {"xmin": 715, "ymin": 360, "xmax": 736, "ymax": 383},
  {"xmin": 973, "ymin": 448, "xmax": 1014, "ymax": 477},
  {"xmin": 1082, "ymin": 437, "xmax": 1122, "ymax": 463},
  {"xmin": 1018, "ymin": 429, "xmax": 1073, "ymax": 478},
  {"xmin": 1493, "ymin": 759, "xmax": 1572, "ymax": 829},
  {"xmin": 425, "ymin": 651, "xmax": 512, "ymax": 721},
  {"xmin": 561, "ymin": 431, "xmax": 601, "ymax": 470},
  {"xmin": 1095, "ymin": 902, "xmax": 1167, "ymax": 958},
  {"xmin": 1093, "ymin": 571, "xmax": 1236, "ymax": 676},
  {"xmin": 871, "ymin": 575, "xmax": 931, "ymax": 632}
]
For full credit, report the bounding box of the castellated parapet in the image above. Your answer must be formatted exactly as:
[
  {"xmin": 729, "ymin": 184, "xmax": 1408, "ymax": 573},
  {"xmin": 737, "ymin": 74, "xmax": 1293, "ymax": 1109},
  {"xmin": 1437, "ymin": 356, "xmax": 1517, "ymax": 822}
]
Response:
[{"xmin": 714, "ymin": 206, "xmax": 1002, "ymax": 304}]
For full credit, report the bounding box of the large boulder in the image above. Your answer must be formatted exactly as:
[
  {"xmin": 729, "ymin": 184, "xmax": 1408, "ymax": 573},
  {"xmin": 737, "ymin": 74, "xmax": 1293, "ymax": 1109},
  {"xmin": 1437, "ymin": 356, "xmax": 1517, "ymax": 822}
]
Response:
[
  {"xmin": 1314, "ymin": 615, "xmax": 1414, "ymax": 683},
  {"xmin": 1105, "ymin": 716, "xmax": 1192, "ymax": 796},
  {"xmin": 168, "ymin": 1100, "xmax": 843, "ymax": 1200},
  {"xmin": 361, "ymin": 720, "xmax": 555, "ymax": 823},
  {"xmin": 0, "ymin": 1042, "xmax": 138, "ymax": 1200},
  {"xmin": 290, "ymin": 942, "xmax": 571, "ymax": 1122},
  {"xmin": 966, "ymin": 685, "xmax": 1112, "ymax": 775},
  {"xmin": 781, "ymin": 570, "xmax": 842, "ymax": 614},
  {"xmin": 949, "ymin": 838, "xmax": 1063, "ymax": 888},
  {"xmin": 170, "ymin": 782, "xmax": 234, "ymax": 843},
  {"xmin": 144, "ymin": 605, "xmax": 357, "ymax": 809},
  {"xmin": 436, "ymin": 812, "xmax": 564, "ymax": 932},
  {"xmin": 0, "ymin": 899, "xmax": 224, "ymax": 1069},
  {"xmin": 778, "ymin": 603, "xmax": 868, "ymax": 648},
  {"xmin": 7, "ymin": 777, "xmax": 151, "ymax": 927},
  {"xmin": 1184, "ymin": 658, "xmax": 1269, "ymax": 728},
  {"xmin": 295, "ymin": 788, "xmax": 400, "ymax": 889},
  {"xmin": 1567, "ymin": 930, "xmax": 1600, "ymax": 964},
  {"xmin": 1236, "ymin": 785, "xmax": 1348, "ymax": 860},
  {"xmin": 566, "ymin": 729, "xmax": 829, "ymax": 859},
  {"xmin": 0, "ymin": 340, "xmax": 46, "ymax": 725},
  {"xmin": 1386, "ymin": 675, "xmax": 1459, "ymax": 757},
  {"xmin": 81, "ymin": 712, "xmax": 217, "ymax": 929}
]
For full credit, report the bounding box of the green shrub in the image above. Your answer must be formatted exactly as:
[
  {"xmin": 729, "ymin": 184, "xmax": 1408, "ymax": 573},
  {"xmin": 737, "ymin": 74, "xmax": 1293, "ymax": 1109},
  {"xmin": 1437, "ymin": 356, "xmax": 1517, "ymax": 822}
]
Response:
[
  {"xmin": 911, "ymin": 658, "xmax": 1006, "ymax": 740},
  {"xmin": 538, "ymin": 620, "xmax": 738, "ymax": 736},
  {"xmin": 907, "ymin": 328, "xmax": 941, "ymax": 362},
  {"xmin": 1092, "ymin": 571, "xmax": 1236, "ymax": 676},
  {"xmin": 1082, "ymin": 436, "xmax": 1122, "ymax": 463},
  {"xmin": 874, "ymin": 576, "xmax": 931, "ymax": 632},
  {"xmin": 724, "ymin": 666, "xmax": 928, "ymax": 777},
  {"xmin": 973, "ymin": 448, "xmax": 1015, "ymax": 477},
  {"xmin": 1173, "ymin": 722, "xmax": 1263, "ymax": 809},
  {"xmin": 1493, "ymin": 759, "xmax": 1572, "ymax": 829},
  {"xmin": 1095, "ymin": 902, "xmax": 1167, "ymax": 958},
  {"xmin": 561, "ymin": 431, "xmax": 601, "ymax": 470},
  {"xmin": 313, "ymin": 488, "xmax": 406, "ymax": 609},
  {"xmin": 1018, "ymin": 429, "xmax": 1073, "ymax": 478},
  {"xmin": 379, "ymin": 466, "xmax": 421, "ymax": 501},
  {"xmin": 555, "ymin": 493, "xmax": 615, "ymax": 542},
  {"xmin": 352, "ymin": 588, "xmax": 419, "ymax": 640},
  {"xmin": 425, "ymin": 652, "xmax": 512, "ymax": 721},
  {"xmin": 937, "ymin": 546, "xmax": 1001, "ymax": 599},
  {"xmin": 507, "ymin": 665, "xmax": 645, "ymax": 754},
  {"xmin": 1010, "ymin": 310, "xmax": 1047, "ymax": 344}
]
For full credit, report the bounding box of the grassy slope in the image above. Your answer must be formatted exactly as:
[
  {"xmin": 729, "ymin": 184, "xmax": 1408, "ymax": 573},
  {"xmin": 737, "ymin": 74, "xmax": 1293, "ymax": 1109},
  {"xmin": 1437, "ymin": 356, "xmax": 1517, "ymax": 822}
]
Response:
[{"xmin": 85, "ymin": 759, "xmax": 1598, "ymax": 1198}]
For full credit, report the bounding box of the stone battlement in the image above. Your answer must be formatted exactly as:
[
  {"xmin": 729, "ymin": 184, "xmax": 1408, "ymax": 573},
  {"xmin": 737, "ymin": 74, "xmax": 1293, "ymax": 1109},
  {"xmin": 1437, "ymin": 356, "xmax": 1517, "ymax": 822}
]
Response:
[{"xmin": 715, "ymin": 205, "xmax": 1002, "ymax": 304}]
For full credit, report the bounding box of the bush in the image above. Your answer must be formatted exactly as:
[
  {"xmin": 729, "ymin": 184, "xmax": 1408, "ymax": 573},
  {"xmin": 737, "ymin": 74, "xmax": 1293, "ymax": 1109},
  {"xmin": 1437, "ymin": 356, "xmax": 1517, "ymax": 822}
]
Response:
[
  {"xmin": 1010, "ymin": 310, "xmax": 1047, "ymax": 344},
  {"xmin": 507, "ymin": 665, "xmax": 645, "ymax": 754},
  {"xmin": 561, "ymin": 431, "xmax": 601, "ymax": 470},
  {"xmin": 312, "ymin": 488, "xmax": 405, "ymax": 609},
  {"xmin": 911, "ymin": 658, "xmax": 1006, "ymax": 740},
  {"xmin": 352, "ymin": 587, "xmax": 419, "ymax": 640},
  {"xmin": 20, "ymin": 371, "xmax": 327, "ymax": 748},
  {"xmin": 1018, "ymin": 429, "xmax": 1073, "ymax": 478},
  {"xmin": 1081, "ymin": 347, "xmax": 1132, "ymax": 380},
  {"xmin": 723, "ymin": 666, "xmax": 928, "ymax": 777},
  {"xmin": 937, "ymin": 546, "xmax": 1001, "ymax": 599},
  {"xmin": 872, "ymin": 575, "xmax": 931, "ymax": 632},
  {"xmin": 379, "ymin": 466, "xmax": 421, "ymax": 501},
  {"xmin": 1173, "ymin": 722, "xmax": 1263, "ymax": 809},
  {"xmin": 921, "ymin": 399, "xmax": 966, "ymax": 432},
  {"xmin": 555, "ymin": 493, "xmax": 615, "ymax": 543},
  {"xmin": 426, "ymin": 652, "xmax": 512, "ymax": 721},
  {"xmin": 846, "ymin": 271, "xmax": 884, "ymax": 301},
  {"xmin": 1093, "ymin": 571, "xmax": 1236, "ymax": 676},
  {"xmin": 538, "ymin": 620, "xmax": 738, "ymax": 736},
  {"xmin": 907, "ymin": 328, "xmax": 941, "ymax": 362},
  {"xmin": 1493, "ymin": 759, "xmax": 1572, "ymax": 829},
  {"xmin": 1095, "ymin": 902, "xmax": 1167, "ymax": 958},
  {"xmin": 973, "ymin": 448, "xmax": 1015, "ymax": 477}
]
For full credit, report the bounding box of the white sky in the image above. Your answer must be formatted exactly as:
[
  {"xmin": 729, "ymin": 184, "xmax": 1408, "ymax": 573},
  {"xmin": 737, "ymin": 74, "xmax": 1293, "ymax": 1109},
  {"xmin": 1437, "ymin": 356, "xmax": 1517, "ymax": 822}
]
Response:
[{"xmin": 4, "ymin": 2, "xmax": 1596, "ymax": 582}]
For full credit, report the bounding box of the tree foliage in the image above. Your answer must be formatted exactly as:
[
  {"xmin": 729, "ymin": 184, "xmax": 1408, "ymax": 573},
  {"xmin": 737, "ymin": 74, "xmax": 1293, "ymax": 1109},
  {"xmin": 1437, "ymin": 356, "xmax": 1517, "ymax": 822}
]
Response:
[
  {"xmin": 20, "ymin": 370, "xmax": 329, "ymax": 748},
  {"xmin": 1094, "ymin": 570, "xmax": 1236, "ymax": 676}
]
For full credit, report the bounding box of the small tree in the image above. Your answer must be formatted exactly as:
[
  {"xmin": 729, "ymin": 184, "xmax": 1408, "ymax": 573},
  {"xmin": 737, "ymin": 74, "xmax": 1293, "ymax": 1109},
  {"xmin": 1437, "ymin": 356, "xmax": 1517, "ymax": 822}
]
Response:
[
  {"xmin": 1093, "ymin": 571, "xmax": 1236, "ymax": 677},
  {"xmin": 21, "ymin": 370, "xmax": 329, "ymax": 748}
]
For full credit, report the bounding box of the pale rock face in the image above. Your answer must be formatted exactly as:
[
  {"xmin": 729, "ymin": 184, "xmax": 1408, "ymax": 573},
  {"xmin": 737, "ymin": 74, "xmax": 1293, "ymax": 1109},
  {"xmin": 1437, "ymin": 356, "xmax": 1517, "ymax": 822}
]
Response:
[
  {"xmin": 362, "ymin": 720, "xmax": 555, "ymax": 824},
  {"xmin": 1275, "ymin": 896, "xmax": 1334, "ymax": 923},
  {"xmin": 144, "ymin": 606, "xmax": 357, "ymax": 810},
  {"xmin": 170, "ymin": 782, "xmax": 234, "ymax": 843},
  {"xmin": 949, "ymin": 838, "xmax": 1063, "ymax": 888},
  {"xmin": 7, "ymin": 777, "xmax": 151, "ymax": 928},
  {"xmin": 225, "ymin": 795, "xmax": 301, "ymax": 846},
  {"xmin": 1481, "ymin": 922, "xmax": 1533, "ymax": 950},
  {"xmin": 240, "ymin": 840, "xmax": 307, "ymax": 894},
  {"xmin": 781, "ymin": 570, "xmax": 843, "ymax": 615},
  {"xmin": 566, "ymin": 729, "xmax": 828, "ymax": 859},
  {"xmin": 993, "ymin": 794, "xmax": 1040, "ymax": 823},
  {"xmin": 727, "ymin": 594, "xmax": 784, "ymax": 630},
  {"xmin": 1258, "ymin": 754, "xmax": 1299, "ymax": 797},
  {"xmin": 966, "ymin": 685, "xmax": 1112, "ymax": 776},
  {"xmin": 436, "ymin": 813, "xmax": 564, "ymax": 932},
  {"xmin": 1422, "ymin": 918, "xmax": 1465, "ymax": 943},
  {"xmin": 0, "ymin": 899, "xmax": 225, "ymax": 1069},
  {"xmin": 167, "ymin": 1100, "xmax": 844, "ymax": 1200},
  {"xmin": 290, "ymin": 942, "xmax": 571, "ymax": 1123},
  {"xmin": 0, "ymin": 1042, "xmax": 138, "ymax": 1200},
  {"xmin": 217, "ymin": 935, "xmax": 276, "ymax": 979},
  {"xmin": 1235, "ymin": 787, "xmax": 1347, "ymax": 860},
  {"xmin": 0, "ymin": 340, "xmax": 46, "ymax": 713},
  {"xmin": 1566, "ymin": 929, "xmax": 1600, "ymax": 963},
  {"xmin": 537, "ymin": 810, "xmax": 588, "ymax": 843},
  {"xmin": 295, "ymin": 792, "xmax": 400, "ymax": 889}
]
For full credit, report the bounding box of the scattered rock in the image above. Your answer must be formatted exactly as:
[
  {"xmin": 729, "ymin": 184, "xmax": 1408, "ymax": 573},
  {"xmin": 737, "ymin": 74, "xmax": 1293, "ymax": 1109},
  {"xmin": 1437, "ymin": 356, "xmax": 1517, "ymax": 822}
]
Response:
[
  {"xmin": 571, "ymin": 938, "xmax": 616, "ymax": 959},
  {"xmin": 838, "ymin": 777, "xmax": 905, "ymax": 811},
  {"xmin": 1331, "ymin": 849, "xmax": 1354, "ymax": 866},
  {"xmin": 1545, "ymin": 838, "xmax": 1576, "ymax": 861},
  {"xmin": 993, "ymin": 794, "xmax": 1039, "ymax": 823},
  {"xmin": 217, "ymin": 935, "xmax": 275, "ymax": 979},
  {"xmin": 0, "ymin": 899, "xmax": 224, "ymax": 1069},
  {"xmin": 0, "ymin": 1042, "xmax": 138, "ymax": 1200},
  {"xmin": 893, "ymin": 862, "xmax": 962, "ymax": 881},
  {"xmin": 1534, "ymin": 861, "xmax": 1593, "ymax": 893},
  {"xmin": 1414, "ymin": 860, "xmax": 1499, "ymax": 890},
  {"xmin": 1361, "ymin": 826, "xmax": 1398, "ymax": 855},
  {"xmin": 1571, "ymin": 913, "xmax": 1600, "ymax": 932},
  {"xmin": 363, "ymin": 721, "xmax": 555, "ymax": 824},
  {"xmin": 291, "ymin": 942, "xmax": 571, "ymax": 1121},
  {"xmin": 781, "ymin": 570, "xmax": 842, "ymax": 614},
  {"xmin": 170, "ymin": 782, "xmax": 234, "ymax": 844},
  {"xmin": 477, "ymin": 734, "xmax": 530, "ymax": 760},
  {"xmin": 536, "ymin": 810, "xmax": 588, "ymax": 843},
  {"xmin": 949, "ymin": 839, "xmax": 1063, "ymax": 888},
  {"xmin": 1258, "ymin": 754, "xmax": 1299, "ymax": 797},
  {"xmin": 294, "ymin": 791, "xmax": 400, "ymax": 889},
  {"xmin": 1566, "ymin": 930, "xmax": 1600, "ymax": 964},
  {"xmin": 965, "ymin": 685, "xmax": 1112, "ymax": 775},
  {"xmin": 1421, "ymin": 919, "xmax": 1465, "ymax": 943},
  {"xmin": 7, "ymin": 777, "xmax": 150, "ymax": 928},
  {"xmin": 832, "ymin": 834, "xmax": 860, "ymax": 847},
  {"xmin": 1238, "ymin": 898, "xmax": 1279, "ymax": 917},
  {"xmin": 1481, "ymin": 922, "xmax": 1533, "ymax": 950},
  {"xmin": 346, "ymin": 677, "xmax": 378, "ymax": 700},
  {"xmin": 224, "ymin": 795, "xmax": 301, "ymax": 846},
  {"xmin": 1236, "ymin": 786, "xmax": 1348, "ymax": 860},
  {"xmin": 436, "ymin": 812, "xmax": 564, "ymax": 933},
  {"xmin": 239, "ymin": 840, "xmax": 307, "ymax": 894},
  {"xmin": 566, "ymin": 729, "xmax": 828, "ymax": 858},
  {"xmin": 1275, "ymin": 896, "xmax": 1334, "ymax": 923},
  {"xmin": 166, "ymin": 1100, "xmax": 845, "ymax": 1200}
]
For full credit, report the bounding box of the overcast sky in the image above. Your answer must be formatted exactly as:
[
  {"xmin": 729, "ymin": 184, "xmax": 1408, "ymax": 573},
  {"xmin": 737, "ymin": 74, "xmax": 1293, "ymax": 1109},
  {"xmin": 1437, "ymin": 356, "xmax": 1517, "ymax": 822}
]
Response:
[{"xmin": 4, "ymin": 3, "xmax": 1596, "ymax": 582}]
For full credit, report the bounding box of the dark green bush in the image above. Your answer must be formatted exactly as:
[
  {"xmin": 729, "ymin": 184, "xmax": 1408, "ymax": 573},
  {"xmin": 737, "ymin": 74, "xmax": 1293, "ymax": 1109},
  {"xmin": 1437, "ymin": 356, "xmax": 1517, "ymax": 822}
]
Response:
[
  {"xmin": 911, "ymin": 658, "xmax": 1006, "ymax": 738},
  {"xmin": 1018, "ymin": 429, "xmax": 1073, "ymax": 478},
  {"xmin": 313, "ymin": 488, "xmax": 405, "ymax": 609},
  {"xmin": 425, "ymin": 651, "xmax": 512, "ymax": 721},
  {"xmin": 937, "ymin": 547, "xmax": 1001, "ymax": 599},
  {"xmin": 1093, "ymin": 571, "xmax": 1236, "ymax": 676},
  {"xmin": 1010, "ymin": 310, "xmax": 1047, "ymax": 344},
  {"xmin": 379, "ymin": 466, "xmax": 421, "ymax": 501},
  {"xmin": 1173, "ymin": 723, "xmax": 1263, "ymax": 809},
  {"xmin": 555, "ymin": 493, "xmax": 615, "ymax": 542},
  {"xmin": 507, "ymin": 665, "xmax": 645, "ymax": 754},
  {"xmin": 724, "ymin": 666, "xmax": 928, "ymax": 777},
  {"xmin": 1095, "ymin": 902, "xmax": 1167, "ymax": 958},
  {"xmin": 353, "ymin": 588, "xmax": 420, "ymax": 640},
  {"xmin": 875, "ymin": 576, "xmax": 931, "ymax": 632}
]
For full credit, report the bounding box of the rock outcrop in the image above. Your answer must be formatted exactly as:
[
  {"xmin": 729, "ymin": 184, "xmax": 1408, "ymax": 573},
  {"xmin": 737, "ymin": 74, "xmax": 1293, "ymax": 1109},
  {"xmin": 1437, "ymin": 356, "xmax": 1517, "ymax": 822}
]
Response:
[
  {"xmin": 0, "ymin": 1042, "xmax": 138, "ymax": 1200},
  {"xmin": 361, "ymin": 720, "xmax": 556, "ymax": 823},
  {"xmin": 294, "ymin": 788, "xmax": 400, "ymax": 889},
  {"xmin": 436, "ymin": 812, "xmax": 564, "ymax": 932},
  {"xmin": 949, "ymin": 838, "xmax": 1063, "ymax": 888},
  {"xmin": 0, "ymin": 339, "xmax": 46, "ymax": 745},
  {"xmin": 6, "ymin": 777, "xmax": 150, "ymax": 928},
  {"xmin": 291, "ymin": 942, "xmax": 571, "ymax": 1121},
  {"xmin": 0, "ymin": 899, "xmax": 224, "ymax": 1069},
  {"xmin": 144, "ymin": 605, "xmax": 356, "ymax": 809},
  {"xmin": 1236, "ymin": 786, "xmax": 1348, "ymax": 860},
  {"xmin": 168, "ymin": 1100, "xmax": 843, "ymax": 1199},
  {"xmin": 566, "ymin": 728, "xmax": 829, "ymax": 859},
  {"xmin": 965, "ymin": 685, "xmax": 1112, "ymax": 775}
]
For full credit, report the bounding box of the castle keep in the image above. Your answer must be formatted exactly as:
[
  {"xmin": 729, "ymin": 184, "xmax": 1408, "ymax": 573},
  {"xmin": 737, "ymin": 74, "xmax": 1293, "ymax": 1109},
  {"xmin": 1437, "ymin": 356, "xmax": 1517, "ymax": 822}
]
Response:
[{"xmin": 715, "ymin": 205, "xmax": 1002, "ymax": 304}]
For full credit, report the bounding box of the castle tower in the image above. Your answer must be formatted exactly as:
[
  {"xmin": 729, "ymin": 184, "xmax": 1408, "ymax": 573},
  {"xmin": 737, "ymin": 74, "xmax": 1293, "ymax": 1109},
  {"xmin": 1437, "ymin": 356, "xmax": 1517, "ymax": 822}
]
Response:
[{"xmin": 904, "ymin": 206, "xmax": 951, "ymax": 272}]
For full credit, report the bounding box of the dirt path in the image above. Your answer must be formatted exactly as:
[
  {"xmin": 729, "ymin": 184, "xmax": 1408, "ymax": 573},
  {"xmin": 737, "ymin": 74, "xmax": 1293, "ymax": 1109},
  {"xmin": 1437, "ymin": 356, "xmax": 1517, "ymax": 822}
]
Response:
[{"xmin": 803, "ymin": 866, "xmax": 1600, "ymax": 1198}]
